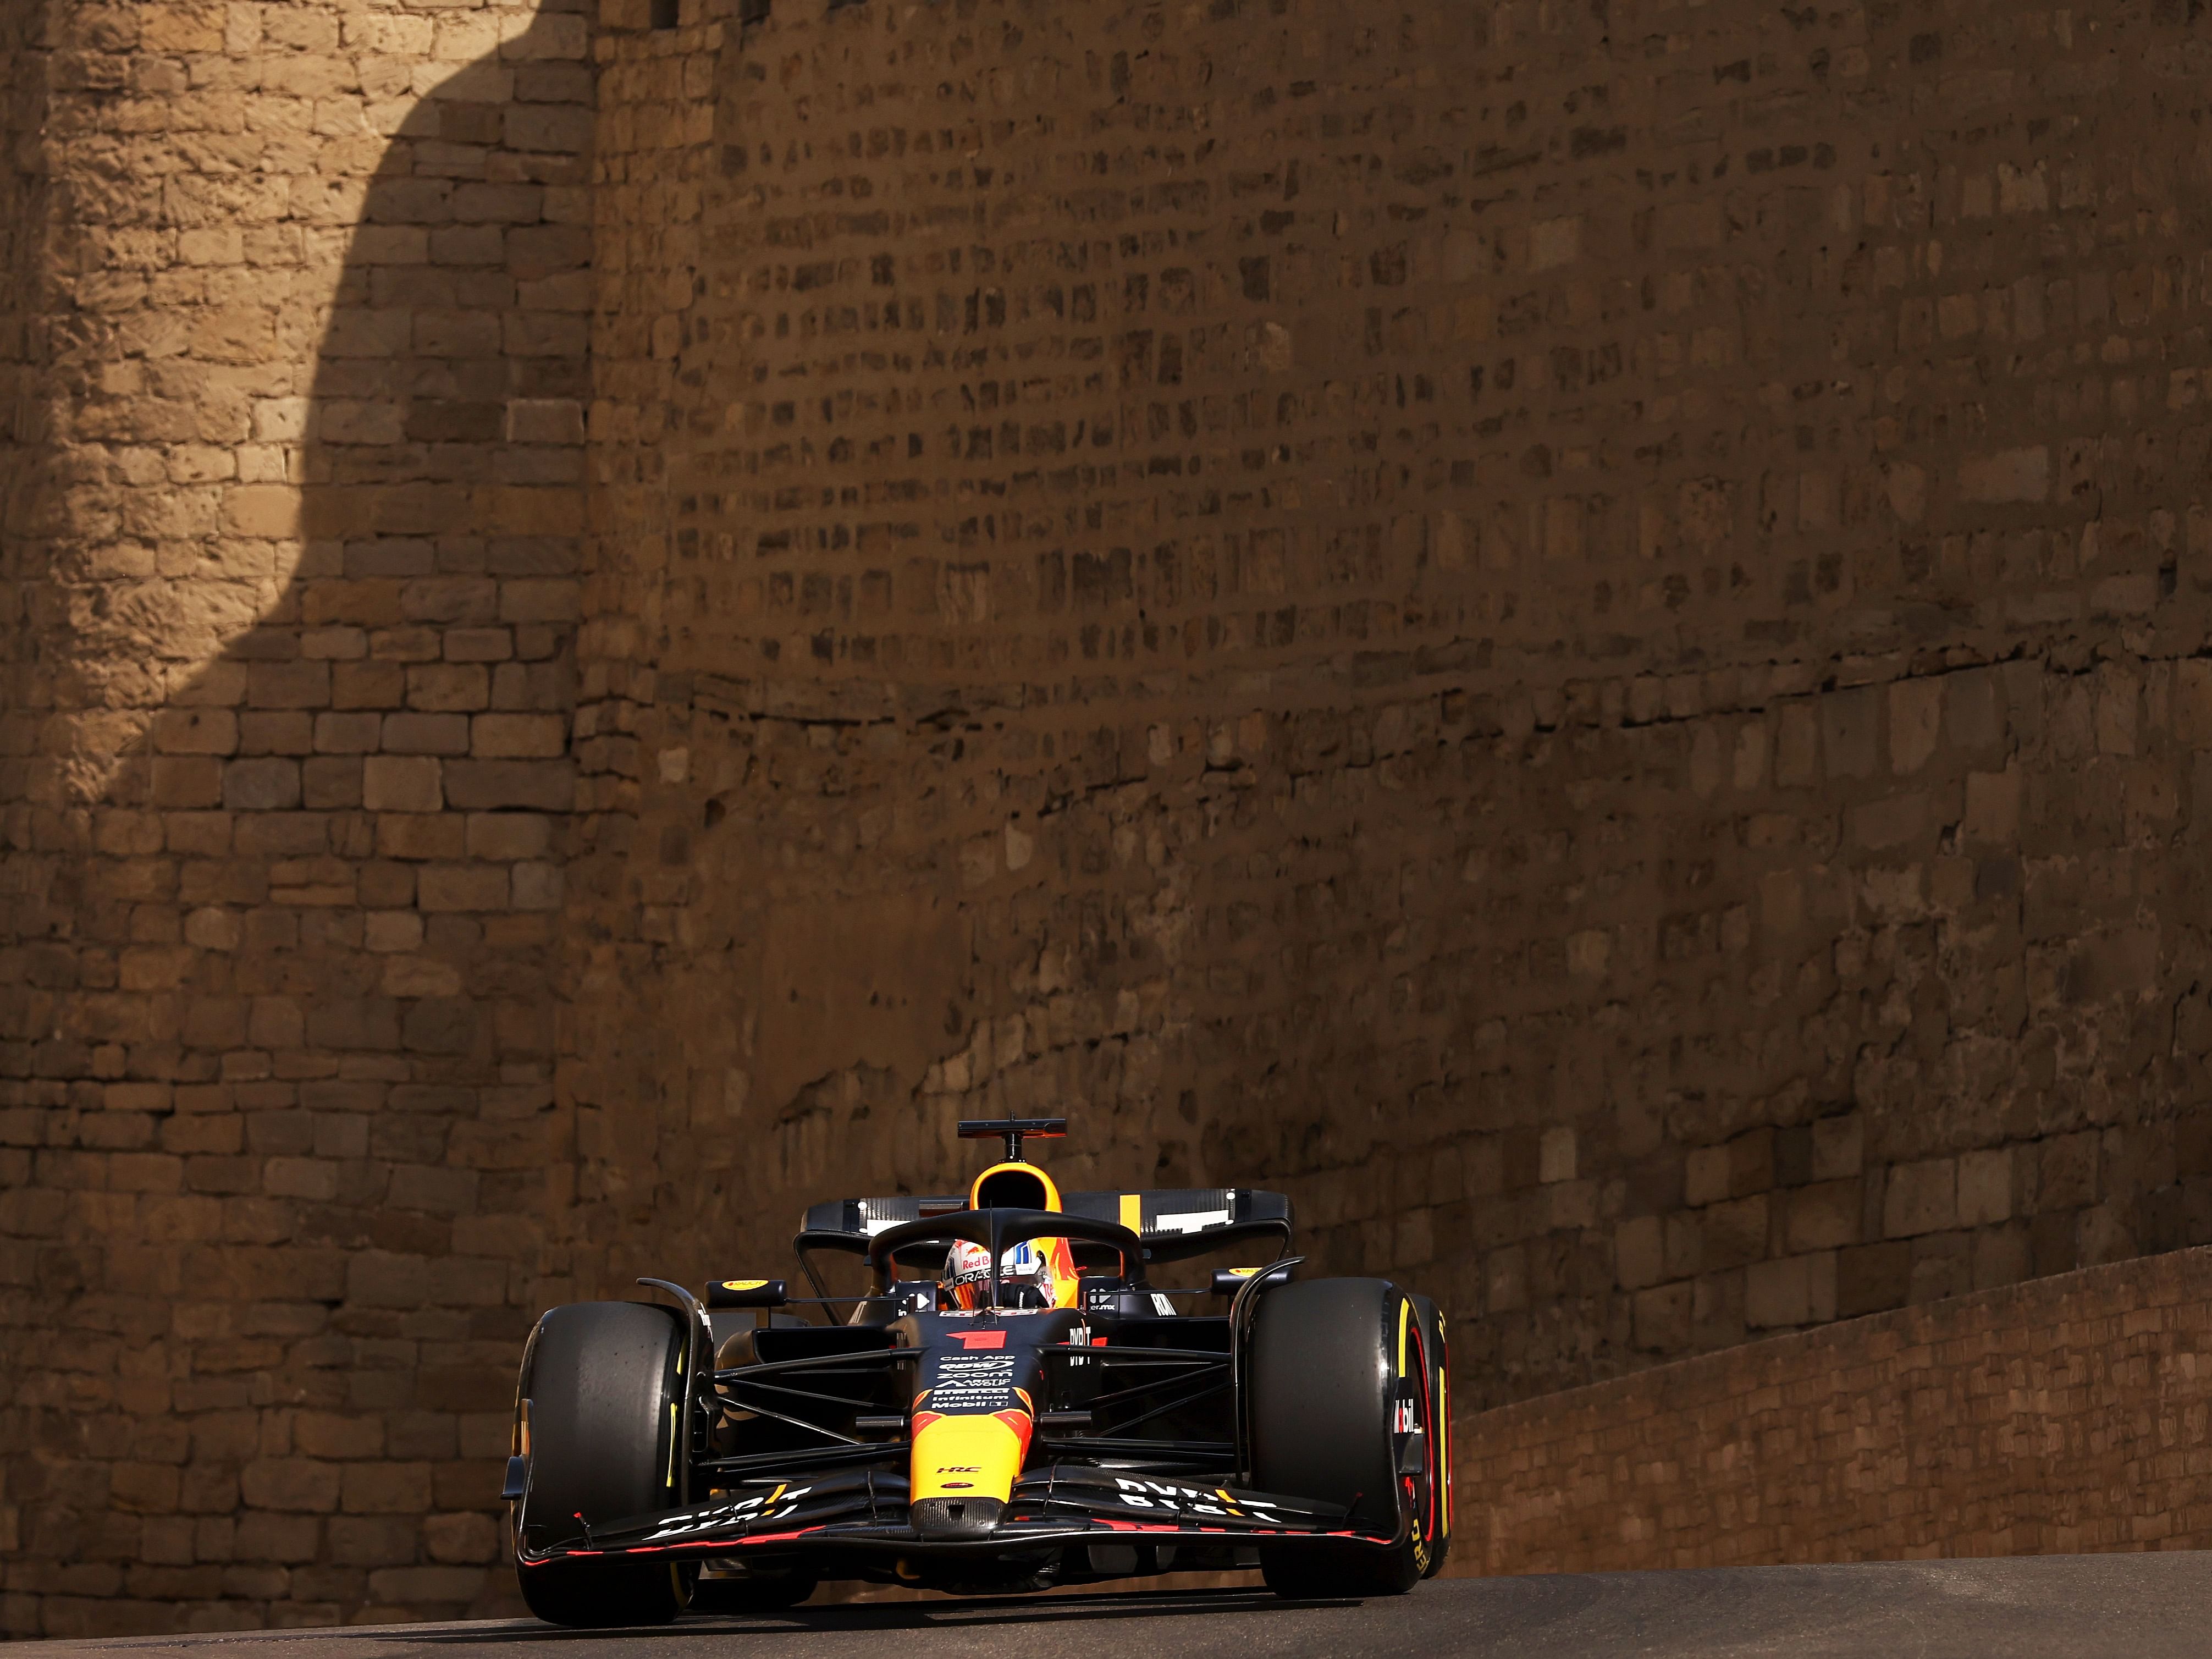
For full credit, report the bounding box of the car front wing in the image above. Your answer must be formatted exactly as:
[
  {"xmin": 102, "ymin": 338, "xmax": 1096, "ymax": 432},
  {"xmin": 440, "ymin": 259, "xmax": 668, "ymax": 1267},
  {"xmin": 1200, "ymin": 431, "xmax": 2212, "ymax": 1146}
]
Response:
[{"xmin": 515, "ymin": 1467, "xmax": 1393, "ymax": 1565}]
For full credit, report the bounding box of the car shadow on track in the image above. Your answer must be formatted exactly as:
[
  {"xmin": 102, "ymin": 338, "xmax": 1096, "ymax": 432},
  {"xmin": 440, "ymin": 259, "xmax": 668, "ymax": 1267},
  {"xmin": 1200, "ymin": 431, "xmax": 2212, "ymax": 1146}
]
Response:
[{"xmin": 400, "ymin": 1587, "xmax": 1356, "ymax": 1643}]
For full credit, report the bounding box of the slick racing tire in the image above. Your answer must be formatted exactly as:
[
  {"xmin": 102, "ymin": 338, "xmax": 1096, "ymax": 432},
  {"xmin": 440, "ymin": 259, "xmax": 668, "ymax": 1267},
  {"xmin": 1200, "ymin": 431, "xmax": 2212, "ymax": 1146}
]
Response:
[
  {"xmin": 514, "ymin": 1300, "xmax": 696, "ymax": 1628},
  {"xmin": 1250, "ymin": 1278, "xmax": 1444, "ymax": 1599},
  {"xmin": 1409, "ymin": 1292, "xmax": 1453, "ymax": 1578}
]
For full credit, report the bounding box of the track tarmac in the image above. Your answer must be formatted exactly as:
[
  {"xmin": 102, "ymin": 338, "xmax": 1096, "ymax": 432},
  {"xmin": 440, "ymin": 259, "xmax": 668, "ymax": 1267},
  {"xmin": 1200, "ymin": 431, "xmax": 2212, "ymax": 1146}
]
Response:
[{"xmin": 29, "ymin": 1553, "xmax": 2212, "ymax": 1659}]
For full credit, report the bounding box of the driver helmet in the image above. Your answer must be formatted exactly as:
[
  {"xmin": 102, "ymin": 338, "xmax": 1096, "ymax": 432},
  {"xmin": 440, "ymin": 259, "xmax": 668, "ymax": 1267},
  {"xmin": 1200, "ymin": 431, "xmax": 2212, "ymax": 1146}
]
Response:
[{"xmin": 941, "ymin": 1237, "xmax": 1061, "ymax": 1310}]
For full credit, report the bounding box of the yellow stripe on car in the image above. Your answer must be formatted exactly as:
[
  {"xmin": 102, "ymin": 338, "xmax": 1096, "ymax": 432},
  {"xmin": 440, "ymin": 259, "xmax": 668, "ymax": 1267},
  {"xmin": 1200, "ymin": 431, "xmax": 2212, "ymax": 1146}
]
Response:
[{"xmin": 1438, "ymin": 1362, "xmax": 1453, "ymax": 1534}]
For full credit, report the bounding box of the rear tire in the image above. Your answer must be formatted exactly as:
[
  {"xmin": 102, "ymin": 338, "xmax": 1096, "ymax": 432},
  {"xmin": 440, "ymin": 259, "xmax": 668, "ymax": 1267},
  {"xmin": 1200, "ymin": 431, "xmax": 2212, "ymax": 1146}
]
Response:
[
  {"xmin": 1249, "ymin": 1278, "xmax": 1439, "ymax": 1599},
  {"xmin": 512, "ymin": 1300, "xmax": 695, "ymax": 1628}
]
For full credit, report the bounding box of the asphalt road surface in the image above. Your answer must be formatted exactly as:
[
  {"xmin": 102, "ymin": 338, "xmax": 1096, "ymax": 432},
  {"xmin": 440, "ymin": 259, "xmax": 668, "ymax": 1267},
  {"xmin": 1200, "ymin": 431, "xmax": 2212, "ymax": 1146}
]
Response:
[{"xmin": 30, "ymin": 1554, "xmax": 2212, "ymax": 1659}]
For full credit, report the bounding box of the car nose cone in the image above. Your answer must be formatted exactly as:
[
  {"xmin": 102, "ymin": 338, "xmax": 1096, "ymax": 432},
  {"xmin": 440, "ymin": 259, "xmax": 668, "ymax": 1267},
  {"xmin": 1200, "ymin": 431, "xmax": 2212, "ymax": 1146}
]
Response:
[{"xmin": 910, "ymin": 1496, "xmax": 1005, "ymax": 1540}]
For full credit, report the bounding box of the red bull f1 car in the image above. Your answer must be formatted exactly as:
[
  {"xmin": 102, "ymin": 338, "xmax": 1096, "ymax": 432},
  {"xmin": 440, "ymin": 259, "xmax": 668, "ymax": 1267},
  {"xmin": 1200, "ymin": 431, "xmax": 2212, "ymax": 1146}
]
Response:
[{"xmin": 503, "ymin": 1117, "xmax": 1452, "ymax": 1624}]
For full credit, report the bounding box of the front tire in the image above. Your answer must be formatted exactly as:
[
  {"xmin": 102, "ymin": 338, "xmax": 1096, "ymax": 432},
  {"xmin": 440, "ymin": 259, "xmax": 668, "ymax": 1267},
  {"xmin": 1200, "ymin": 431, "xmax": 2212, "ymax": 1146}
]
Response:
[
  {"xmin": 1410, "ymin": 1292, "xmax": 1453, "ymax": 1579},
  {"xmin": 1249, "ymin": 1278, "xmax": 1442, "ymax": 1599},
  {"xmin": 512, "ymin": 1300, "xmax": 696, "ymax": 1627}
]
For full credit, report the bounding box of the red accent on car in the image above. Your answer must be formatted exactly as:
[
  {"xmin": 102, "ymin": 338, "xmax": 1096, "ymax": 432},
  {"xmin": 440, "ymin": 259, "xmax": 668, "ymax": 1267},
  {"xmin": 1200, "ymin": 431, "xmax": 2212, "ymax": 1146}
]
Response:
[{"xmin": 952, "ymin": 1330, "xmax": 1008, "ymax": 1349}]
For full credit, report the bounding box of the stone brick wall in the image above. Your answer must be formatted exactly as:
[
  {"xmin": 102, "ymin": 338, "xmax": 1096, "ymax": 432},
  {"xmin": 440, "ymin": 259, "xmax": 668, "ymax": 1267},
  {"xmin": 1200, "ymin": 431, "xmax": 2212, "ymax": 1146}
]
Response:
[
  {"xmin": 0, "ymin": 0, "xmax": 50, "ymax": 1590},
  {"xmin": 1456, "ymin": 1243, "xmax": 2212, "ymax": 1573},
  {"xmin": 562, "ymin": 0, "xmax": 721, "ymax": 1282},
  {"xmin": 1, "ymin": 0, "xmax": 591, "ymax": 1634},
  {"xmin": 573, "ymin": 0, "xmax": 2212, "ymax": 1382},
  {"xmin": 9, "ymin": 0, "xmax": 2212, "ymax": 1636}
]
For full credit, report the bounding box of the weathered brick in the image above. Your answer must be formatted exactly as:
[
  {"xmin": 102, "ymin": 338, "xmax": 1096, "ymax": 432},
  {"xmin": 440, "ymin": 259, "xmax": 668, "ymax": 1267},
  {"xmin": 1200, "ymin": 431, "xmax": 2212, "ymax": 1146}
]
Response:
[
  {"xmin": 154, "ymin": 708, "xmax": 240, "ymax": 756},
  {"xmin": 340, "ymin": 1463, "xmax": 432, "ymax": 1515},
  {"xmin": 247, "ymin": 663, "xmax": 332, "ymax": 710},
  {"xmin": 151, "ymin": 757, "xmax": 225, "ymax": 809},
  {"xmin": 442, "ymin": 759, "xmax": 572, "ymax": 810},
  {"xmin": 1957, "ymin": 447, "xmax": 2051, "ymax": 504},
  {"xmin": 312, "ymin": 713, "xmax": 382, "ymax": 754},
  {"xmin": 381, "ymin": 712, "xmax": 470, "ymax": 755},
  {"xmin": 464, "ymin": 812, "xmax": 549, "ymax": 860},
  {"xmin": 466, "ymin": 712, "xmax": 561, "ymax": 759},
  {"xmin": 404, "ymin": 664, "xmax": 488, "ymax": 712},
  {"xmin": 1959, "ymin": 1149, "xmax": 2015, "ymax": 1227},
  {"xmin": 374, "ymin": 815, "xmax": 467, "ymax": 861},
  {"xmin": 238, "ymin": 1460, "xmax": 341, "ymax": 1515},
  {"xmin": 220, "ymin": 759, "xmax": 302, "ymax": 812},
  {"xmin": 361, "ymin": 757, "xmax": 442, "ymax": 814},
  {"xmin": 1885, "ymin": 1160, "xmax": 1959, "ymax": 1238},
  {"xmin": 416, "ymin": 865, "xmax": 506, "ymax": 912}
]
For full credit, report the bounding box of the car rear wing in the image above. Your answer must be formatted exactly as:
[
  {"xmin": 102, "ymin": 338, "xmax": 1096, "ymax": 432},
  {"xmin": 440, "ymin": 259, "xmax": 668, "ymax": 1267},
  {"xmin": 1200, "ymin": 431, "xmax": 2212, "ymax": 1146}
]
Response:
[{"xmin": 798, "ymin": 1187, "xmax": 1293, "ymax": 1265}]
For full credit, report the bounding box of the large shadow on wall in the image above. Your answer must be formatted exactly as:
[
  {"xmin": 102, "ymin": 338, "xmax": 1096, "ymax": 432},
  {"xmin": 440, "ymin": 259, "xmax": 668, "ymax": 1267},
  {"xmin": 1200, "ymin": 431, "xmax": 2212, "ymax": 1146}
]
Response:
[{"xmin": 97, "ymin": 5, "xmax": 591, "ymax": 1294}]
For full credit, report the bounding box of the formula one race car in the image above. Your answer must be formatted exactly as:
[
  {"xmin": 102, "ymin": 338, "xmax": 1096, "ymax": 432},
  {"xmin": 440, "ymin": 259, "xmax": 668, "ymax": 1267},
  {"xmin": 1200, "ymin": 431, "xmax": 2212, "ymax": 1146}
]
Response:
[{"xmin": 502, "ymin": 1117, "xmax": 1451, "ymax": 1624}]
